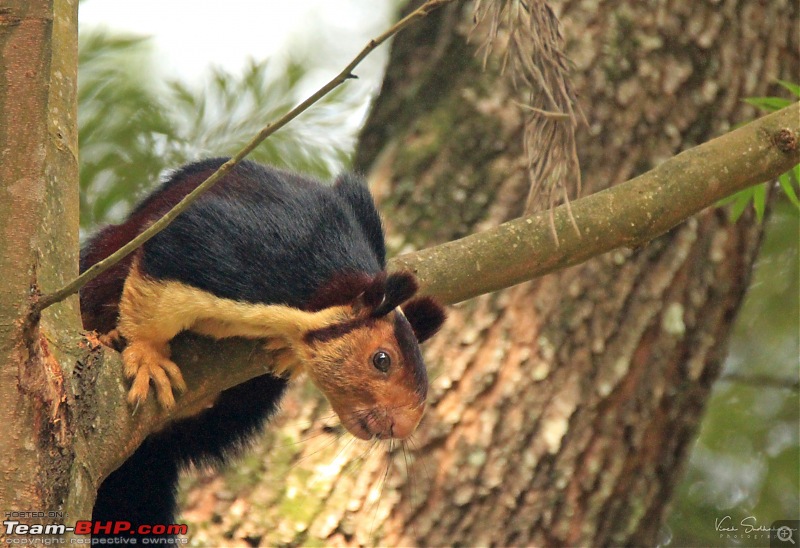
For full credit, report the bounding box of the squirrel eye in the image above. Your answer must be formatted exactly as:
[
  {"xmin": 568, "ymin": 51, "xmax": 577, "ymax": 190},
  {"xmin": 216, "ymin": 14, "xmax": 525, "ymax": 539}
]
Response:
[{"xmin": 371, "ymin": 350, "xmax": 391, "ymax": 372}]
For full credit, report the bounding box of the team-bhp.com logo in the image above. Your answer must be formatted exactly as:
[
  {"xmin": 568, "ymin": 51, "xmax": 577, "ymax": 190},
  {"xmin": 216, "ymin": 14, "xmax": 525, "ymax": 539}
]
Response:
[{"xmin": 4, "ymin": 520, "xmax": 188, "ymax": 543}]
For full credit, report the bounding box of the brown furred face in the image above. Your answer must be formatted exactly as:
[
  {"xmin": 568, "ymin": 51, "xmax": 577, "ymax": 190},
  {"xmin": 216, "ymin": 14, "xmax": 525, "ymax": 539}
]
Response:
[{"xmin": 301, "ymin": 310, "xmax": 428, "ymax": 440}]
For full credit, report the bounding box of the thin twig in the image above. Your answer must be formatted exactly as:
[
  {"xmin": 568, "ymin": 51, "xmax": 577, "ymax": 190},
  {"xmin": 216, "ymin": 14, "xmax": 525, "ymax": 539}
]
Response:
[
  {"xmin": 36, "ymin": 0, "xmax": 457, "ymax": 313},
  {"xmin": 719, "ymin": 373, "xmax": 800, "ymax": 392}
]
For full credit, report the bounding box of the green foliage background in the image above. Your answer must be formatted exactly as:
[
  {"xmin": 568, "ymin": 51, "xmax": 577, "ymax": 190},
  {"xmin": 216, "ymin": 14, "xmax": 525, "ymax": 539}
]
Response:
[
  {"xmin": 717, "ymin": 81, "xmax": 800, "ymax": 223},
  {"xmin": 78, "ymin": 31, "xmax": 354, "ymax": 229},
  {"xmin": 77, "ymin": 27, "xmax": 799, "ymax": 547},
  {"xmin": 668, "ymin": 197, "xmax": 799, "ymax": 547}
]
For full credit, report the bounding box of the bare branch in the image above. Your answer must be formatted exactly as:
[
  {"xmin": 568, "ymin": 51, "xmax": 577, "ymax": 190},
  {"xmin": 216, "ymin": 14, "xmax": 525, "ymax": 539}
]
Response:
[
  {"xmin": 86, "ymin": 103, "xmax": 798, "ymax": 487},
  {"xmin": 35, "ymin": 0, "xmax": 459, "ymax": 312},
  {"xmin": 390, "ymin": 103, "xmax": 800, "ymax": 305},
  {"xmin": 720, "ymin": 373, "xmax": 800, "ymax": 392}
]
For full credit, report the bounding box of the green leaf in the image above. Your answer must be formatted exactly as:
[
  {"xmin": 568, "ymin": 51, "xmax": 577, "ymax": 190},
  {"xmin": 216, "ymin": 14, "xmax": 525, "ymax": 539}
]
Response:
[
  {"xmin": 778, "ymin": 171, "xmax": 800, "ymax": 208},
  {"xmin": 727, "ymin": 187, "xmax": 755, "ymax": 222},
  {"xmin": 736, "ymin": 83, "xmax": 800, "ymax": 219},
  {"xmin": 744, "ymin": 97, "xmax": 791, "ymax": 112},
  {"xmin": 776, "ymin": 79, "xmax": 800, "ymax": 98},
  {"xmin": 752, "ymin": 183, "xmax": 766, "ymax": 222},
  {"xmin": 717, "ymin": 191, "xmax": 742, "ymax": 207}
]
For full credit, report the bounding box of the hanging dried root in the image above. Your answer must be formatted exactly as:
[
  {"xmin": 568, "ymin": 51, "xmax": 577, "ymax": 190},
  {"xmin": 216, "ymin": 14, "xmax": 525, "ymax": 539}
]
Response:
[{"xmin": 472, "ymin": 0, "xmax": 584, "ymax": 243}]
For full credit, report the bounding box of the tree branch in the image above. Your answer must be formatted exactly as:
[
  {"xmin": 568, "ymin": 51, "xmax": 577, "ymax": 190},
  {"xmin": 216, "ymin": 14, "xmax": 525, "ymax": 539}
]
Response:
[
  {"xmin": 90, "ymin": 102, "xmax": 799, "ymax": 484},
  {"xmin": 35, "ymin": 0, "xmax": 458, "ymax": 312},
  {"xmin": 83, "ymin": 334, "xmax": 275, "ymax": 479},
  {"xmin": 720, "ymin": 372, "xmax": 800, "ymax": 392},
  {"xmin": 391, "ymin": 102, "xmax": 800, "ymax": 304}
]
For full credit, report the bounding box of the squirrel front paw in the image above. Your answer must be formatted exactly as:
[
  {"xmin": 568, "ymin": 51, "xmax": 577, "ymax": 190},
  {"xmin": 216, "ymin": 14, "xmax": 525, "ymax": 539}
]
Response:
[
  {"xmin": 122, "ymin": 340, "xmax": 188, "ymax": 410},
  {"xmin": 263, "ymin": 338, "xmax": 303, "ymax": 378}
]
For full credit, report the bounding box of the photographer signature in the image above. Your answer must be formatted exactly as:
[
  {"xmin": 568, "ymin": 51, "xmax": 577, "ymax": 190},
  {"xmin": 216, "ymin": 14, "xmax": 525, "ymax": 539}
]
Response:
[{"xmin": 715, "ymin": 515, "xmax": 779, "ymax": 534}]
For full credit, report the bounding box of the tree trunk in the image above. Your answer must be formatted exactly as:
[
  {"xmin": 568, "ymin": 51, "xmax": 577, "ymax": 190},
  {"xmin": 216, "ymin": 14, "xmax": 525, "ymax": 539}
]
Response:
[
  {"xmin": 0, "ymin": 0, "xmax": 83, "ymax": 525},
  {"xmin": 182, "ymin": 1, "xmax": 798, "ymax": 546}
]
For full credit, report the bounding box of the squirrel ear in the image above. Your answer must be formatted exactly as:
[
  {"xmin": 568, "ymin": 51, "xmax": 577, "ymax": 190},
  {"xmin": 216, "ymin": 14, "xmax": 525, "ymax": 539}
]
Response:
[
  {"xmin": 363, "ymin": 272, "xmax": 387, "ymax": 309},
  {"xmin": 372, "ymin": 271, "xmax": 418, "ymax": 317},
  {"xmin": 305, "ymin": 271, "xmax": 373, "ymax": 311},
  {"xmin": 402, "ymin": 297, "xmax": 446, "ymax": 343}
]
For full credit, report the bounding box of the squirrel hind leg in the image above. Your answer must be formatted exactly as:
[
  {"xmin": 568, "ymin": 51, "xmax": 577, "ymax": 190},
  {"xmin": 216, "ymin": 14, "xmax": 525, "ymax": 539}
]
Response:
[
  {"xmin": 122, "ymin": 340, "xmax": 187, "ymax": 410},
  {"xmin": 98, "ymin": 329, "xmax": 126, "ymax": 352}
]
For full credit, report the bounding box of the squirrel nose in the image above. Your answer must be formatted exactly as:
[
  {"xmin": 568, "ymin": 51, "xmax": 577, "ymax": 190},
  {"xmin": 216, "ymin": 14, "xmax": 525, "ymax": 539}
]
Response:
[
  {"xmin": 351, "ymin": 404, "xmax": 425, "ymax": 440},
  {"xmin": 372, "ymin": 406, "xmax": 424, "ymax": 440},
  {"xmin": 387, "ymin": 412, "xmax": 421, "ymax": 439}
]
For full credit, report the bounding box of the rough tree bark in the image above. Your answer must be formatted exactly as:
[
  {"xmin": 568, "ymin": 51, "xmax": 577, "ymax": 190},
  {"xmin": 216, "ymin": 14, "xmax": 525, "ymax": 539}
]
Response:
[
  {"xmin": 181, "ymin": 1, "xmax": 799, "ymax": 546},
  {"xmin": 0, "ymin": 0, "xmax": 83, "ymax": 522},
  {"xmin": 1, "ymin": 0, "xmax": 797, "ymax": 545}
]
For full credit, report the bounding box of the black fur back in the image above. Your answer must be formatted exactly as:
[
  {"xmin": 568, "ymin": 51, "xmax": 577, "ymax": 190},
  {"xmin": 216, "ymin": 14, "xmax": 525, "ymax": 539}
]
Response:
[
  {"xmin": 334, "ymin": 172, "xmax": 386, "ymax": 267},
  {"xmin": 141, "ymin": 159, "xmax": 385, "ymax": 306},
  {"xmin": 89, "ymin": 159, "xmax": 386, "ymax": 538}
]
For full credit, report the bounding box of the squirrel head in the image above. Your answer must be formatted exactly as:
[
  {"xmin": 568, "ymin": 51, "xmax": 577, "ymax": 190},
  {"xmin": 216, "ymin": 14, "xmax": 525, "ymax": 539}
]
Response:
[{"xmin": 300, "ymin": 271, "xmax": 446, "ymax": 440}]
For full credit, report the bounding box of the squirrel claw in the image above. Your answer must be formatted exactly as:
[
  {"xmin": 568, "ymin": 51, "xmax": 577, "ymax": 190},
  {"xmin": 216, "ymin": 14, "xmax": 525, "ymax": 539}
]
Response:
[
  {"xmin": 99, "ymin": 329, "xmax": 126, "ymax": 352},
  {"xmin": 262, "ymin": 338, "xmax": 302, "ymax": 377},
  {"xmin": 122, "ymin": 340, "xmax": 185, "ymax": 411},
  {"xmin": 263, "ymin": 337, "xmax": 290, "ymax": 352}
]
